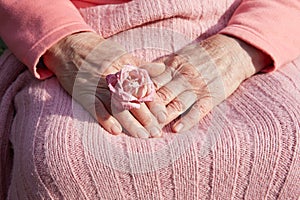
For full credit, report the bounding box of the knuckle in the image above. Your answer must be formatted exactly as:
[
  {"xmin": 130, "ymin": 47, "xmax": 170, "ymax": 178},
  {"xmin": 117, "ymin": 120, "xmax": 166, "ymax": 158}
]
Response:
[
  {"xmin": 157, "ymin": 86, "xmax": 174, "ymax": 103},
  {"xmin": 165, "ymin": 55, "xmax": 186, "ymax": 70},
  {"xmin": 178, "ymin": 64, "xmax": 200, "ymax": 80},
  {"xmin": 173, "ymin": 55, "xmax": 186, "ymax": 65},
  {"xmin": 170, "ymin": 56, "xmax": 182, "ymax": 68},
  {"xmin": 168, "ymin": 99, "xmax": 185, "ymax": 113},
  {"xmin": 193, "ymin": 99, "xmax": 212, "ymax": 116}
]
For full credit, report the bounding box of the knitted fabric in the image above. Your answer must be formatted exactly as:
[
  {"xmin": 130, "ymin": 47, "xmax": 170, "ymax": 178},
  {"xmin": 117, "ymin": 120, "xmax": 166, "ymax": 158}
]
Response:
[{"xmin": 1, "ymin": 0, "xmax": 300, "ymax": 199}]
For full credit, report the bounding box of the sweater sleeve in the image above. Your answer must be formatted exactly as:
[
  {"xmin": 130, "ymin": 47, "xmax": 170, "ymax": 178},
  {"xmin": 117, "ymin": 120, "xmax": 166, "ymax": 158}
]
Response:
[
  {"xmin": 0, "ymin": 1, "xmax": 94, "ymax": 79},
  {"xmin": 220, "ymin": 0, "xmax": 300, "ymax": 70}
]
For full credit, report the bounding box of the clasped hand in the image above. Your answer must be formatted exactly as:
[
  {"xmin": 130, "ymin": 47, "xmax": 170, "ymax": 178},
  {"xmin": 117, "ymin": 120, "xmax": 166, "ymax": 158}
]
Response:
[
  {"xmin": 44, "ymin": 32, "xmax": 269, "ymax": 138},
  {"xmin": 43, "ymin": 32, "xmax": 167, "ymax": 138}
]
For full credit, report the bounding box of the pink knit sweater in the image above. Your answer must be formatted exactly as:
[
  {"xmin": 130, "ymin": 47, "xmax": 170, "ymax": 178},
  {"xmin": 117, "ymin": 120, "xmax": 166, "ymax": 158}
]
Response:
[
  {"xmin": 0, "ymin": 0, "xmax": 300, "ymax": 78},
  {"xmin": 1, "ymin": 0, "xmax": 300, "ymax": 199}
]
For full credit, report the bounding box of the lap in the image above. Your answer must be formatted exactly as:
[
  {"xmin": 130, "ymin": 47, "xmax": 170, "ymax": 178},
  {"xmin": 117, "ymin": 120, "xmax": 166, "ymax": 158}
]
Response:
[{"xmin": 6, "ymin": 58, "xmax": 300, "ymax": 199}]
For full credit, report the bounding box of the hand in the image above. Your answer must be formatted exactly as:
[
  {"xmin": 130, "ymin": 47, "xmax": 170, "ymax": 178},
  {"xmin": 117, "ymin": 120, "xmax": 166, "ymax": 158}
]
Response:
[
  {"xmin": 43, "ymin": 32, "xmax": 167, "ymax": 138},
  {"xmin": 146, "ymin": 34, "xmax": 272, "ymax": 132}
]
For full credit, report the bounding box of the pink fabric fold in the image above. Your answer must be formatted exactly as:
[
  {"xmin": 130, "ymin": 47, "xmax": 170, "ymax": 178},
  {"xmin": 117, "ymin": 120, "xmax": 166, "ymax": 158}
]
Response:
[
  {"xmin": 1, "ymin": 50, "xmax": 300, "ymax": 199},
  {"xmin": 0, "ymin": 51, "xmax": 28, "ymax": 199}
]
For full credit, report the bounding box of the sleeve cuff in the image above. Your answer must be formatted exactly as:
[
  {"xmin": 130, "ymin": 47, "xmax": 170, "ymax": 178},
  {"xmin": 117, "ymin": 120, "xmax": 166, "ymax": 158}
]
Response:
[
  {"xmin": 220, "ymin": 26, "xmax": 277, "ymax": 72},
  {"xmin": 219, "ymin": 0, "xmax": 300, "ymax": 71},
  {"xmin": 0, "ymin": 0, "xmax": 95, "ymax": 79},
  {"xmin": 30, "ymin": 23, "xmax": 95, "ymax": 80}
]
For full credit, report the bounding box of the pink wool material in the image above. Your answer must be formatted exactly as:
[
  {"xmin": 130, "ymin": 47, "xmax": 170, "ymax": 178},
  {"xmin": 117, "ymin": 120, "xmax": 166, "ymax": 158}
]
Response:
[{"xmin": 0, "ymin": 0, "xmax": 300, "ymax": 199}]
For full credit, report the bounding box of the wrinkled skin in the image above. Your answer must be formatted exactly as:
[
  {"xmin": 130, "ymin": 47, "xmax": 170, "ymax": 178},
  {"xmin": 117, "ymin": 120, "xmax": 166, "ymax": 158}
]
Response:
[
  {"xmin": 44, "ymin": 32, "xmax": 271, "ymax": 138},
  {"xmin": 145, "ymin": 34, "xmax": 272, "ymax": 133},
  {"xmin": 43, "ymin": 32, "xmax": 167, "ymax": 138}
]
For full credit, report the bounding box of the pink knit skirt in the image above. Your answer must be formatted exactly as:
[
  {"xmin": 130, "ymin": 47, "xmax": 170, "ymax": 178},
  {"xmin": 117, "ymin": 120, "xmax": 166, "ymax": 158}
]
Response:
[{"xmin": 1, "ymin": 0, "xmax": 300, "ymax": 199}]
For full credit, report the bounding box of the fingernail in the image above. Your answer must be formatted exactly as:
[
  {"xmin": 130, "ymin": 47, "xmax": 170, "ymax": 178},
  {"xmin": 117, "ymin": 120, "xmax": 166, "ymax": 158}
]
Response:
[
  {"xmin": 174, "ymin": 123, "xmax": 184, "ymax": 132},
  {"xmin": 112, "ymin": 123, "xmax": 122, "ymax": 135},
  {"xmin": 157, "ymin": 112, "xmax": 167, "ymax": 123},
  {"xmin": 150, "ymin": 127, "xmax": 161, "ymax": 138},
  {"xmin": 138, "ymin": 129, "xmax": 149, "ymax": 139}
]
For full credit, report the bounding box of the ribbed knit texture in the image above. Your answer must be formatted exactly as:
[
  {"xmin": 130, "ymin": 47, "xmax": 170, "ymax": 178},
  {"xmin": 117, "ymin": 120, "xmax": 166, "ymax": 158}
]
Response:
[{"xmin": 1, "ymin": 0, "xmax": 300, "ymax": 199}]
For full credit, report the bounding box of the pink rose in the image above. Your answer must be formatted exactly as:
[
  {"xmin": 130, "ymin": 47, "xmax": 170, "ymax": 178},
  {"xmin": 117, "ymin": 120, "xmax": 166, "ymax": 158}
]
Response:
[{"xmin": 106, "ymin": 65, "xmax": 155, "ymax": 110}]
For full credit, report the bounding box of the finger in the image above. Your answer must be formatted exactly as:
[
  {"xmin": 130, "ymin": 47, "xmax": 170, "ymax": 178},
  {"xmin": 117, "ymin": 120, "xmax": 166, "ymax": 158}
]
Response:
[
  {"xmin": 147, "ymin": 93, "xmax": 168, "ymax": 124},
  {"xmin": 86, "ymin": 96, "xmax": 123, "ymax": 135},
  {"xmin": 113, "ymin": 109, "xmax": 150, "ymax": 138},
  {"xmin": 97, "ymin": 90, "xmax": 150, "ymax": 138},
  {"xmin": 140, "ymin": 62, "xmax": 166, "ymax": 77},
  {"xmin": 156, "ymin": 75, "xmax": 190, "ymax": 105},
  {"xmin": 95, "ymin": 87, "xmax": 113, "ymax": 112},
  {"xmin": 164, "ymin": 90, "xmax": 198, "ymax": 125},
  {"xmin": 130, "ymin": 103, "xmax": 163, "ymax": 138},
  {"xmin": 151, "ymin": 67, "xmax": 173, "ymax": 89},
  {"xmin": 172, "ymin": 97, "xmax": 213, "ymax": 133}
]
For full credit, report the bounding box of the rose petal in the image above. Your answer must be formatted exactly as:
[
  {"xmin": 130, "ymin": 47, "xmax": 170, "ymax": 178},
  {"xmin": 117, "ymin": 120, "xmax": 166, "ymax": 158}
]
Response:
[
  {"xmin": 106, "ymin": 65, "xmax": 155, "ymax": 110},
  {"xmin": 136, "ymin": 84, "xmax": 147, "ymax": 99}
]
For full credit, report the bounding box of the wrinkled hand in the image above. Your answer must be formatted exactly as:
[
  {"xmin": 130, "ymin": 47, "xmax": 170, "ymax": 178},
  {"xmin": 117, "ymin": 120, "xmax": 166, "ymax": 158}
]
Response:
[
  {"xmin": 43, "ymin": 32, "xmax": 167, "ymax": 138},
  {"xmin": 146, "ymin": 34, "xmax": 271, "ymax": 132}
]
